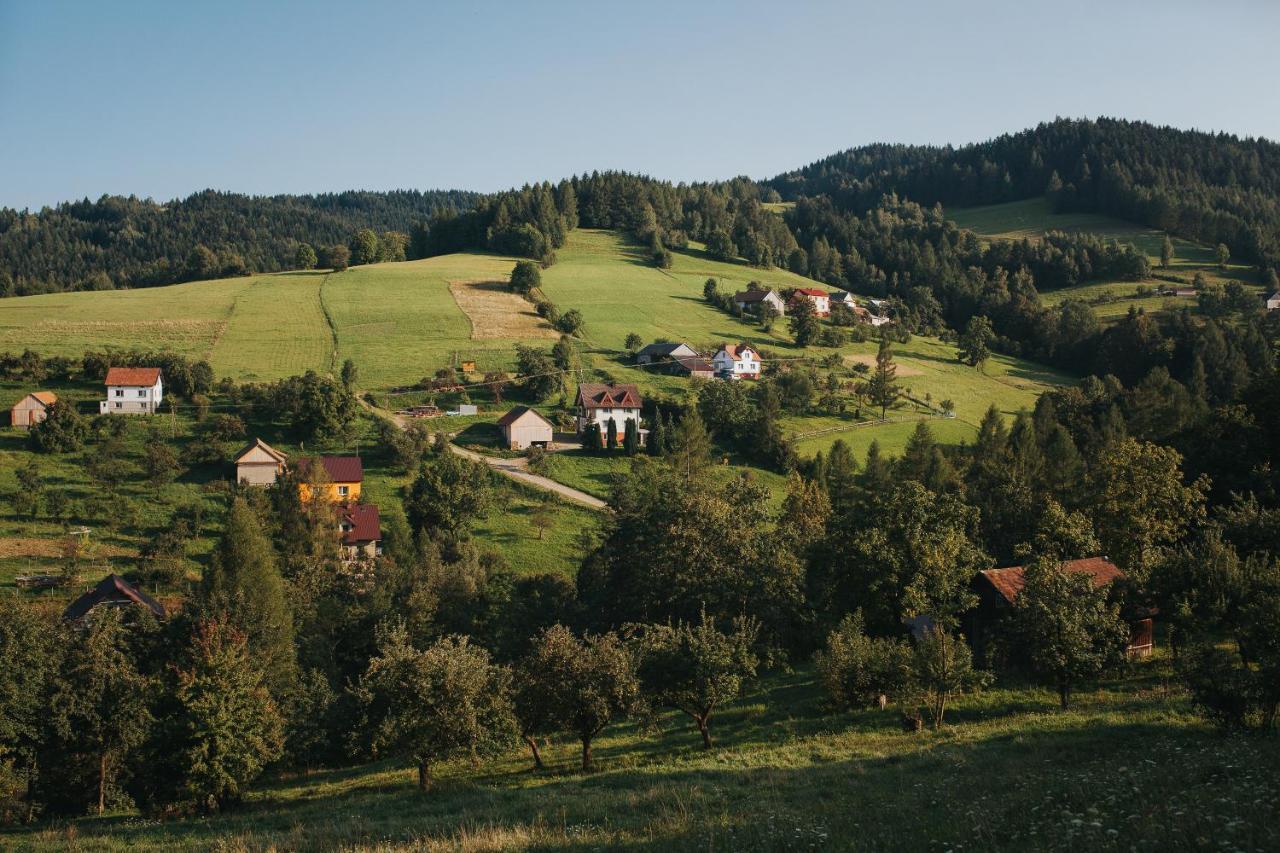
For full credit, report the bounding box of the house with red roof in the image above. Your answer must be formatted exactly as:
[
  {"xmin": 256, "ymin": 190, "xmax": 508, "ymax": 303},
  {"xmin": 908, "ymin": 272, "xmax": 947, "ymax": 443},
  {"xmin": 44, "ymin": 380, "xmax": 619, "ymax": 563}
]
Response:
[
  {"xmin": 965, "ymin": 557, "xmax": 1154, "ymax": 664},
  {"xmin": 575, "ymin": 383, "xmax": 645, "ymax": 445},
  {"xmin": 711, "ymin": 343, "xmax": 761, "ymax": 380},
  {"xmin": 788, "ymin": 288, "xmax": 830, "ymax": 317},
  {"xmin": 297, "ymin": 455, "xmax": 364, "ymax": 502},
  {"xmin": 336, "ymin": 503, "xmax": 382, "ymax": 562},
  {"xmin": 99, "ymin": 366, "xmax": 163, "ymax": 415}
]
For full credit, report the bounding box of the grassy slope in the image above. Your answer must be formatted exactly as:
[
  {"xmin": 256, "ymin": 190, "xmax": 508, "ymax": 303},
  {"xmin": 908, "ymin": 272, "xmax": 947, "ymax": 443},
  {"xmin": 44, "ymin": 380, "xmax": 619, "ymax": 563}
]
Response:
[
  {"xmin": 947, "ymin": 196, "xmax": 1263, "ymax": 320},
  {"xmin": 8, "ymin": 659, "xmax": 1278, "ymax": 851}
]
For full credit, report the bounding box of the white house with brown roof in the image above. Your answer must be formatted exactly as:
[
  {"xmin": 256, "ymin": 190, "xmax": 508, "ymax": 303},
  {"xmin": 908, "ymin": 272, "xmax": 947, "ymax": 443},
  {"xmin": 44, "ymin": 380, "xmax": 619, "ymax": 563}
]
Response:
[
  {"xmin": 733, "ymin": 289, "xmax": 786, "ymax": 317},
  {"xmin": 234, "ymin": 437, "xmax": 288, "ymax": 485},
  {"xmin": 711, "ymin": 343, "xmax": 761, "ymax": 379},
  {"xmin": 497, "ymin": 406, "xmax": 555, "ymax": 450},
  {"xmin": 10, "ymin": 391, "xmax": 57, "ymax": 429},
  {"xmin": 575, "ymin": 383, "xmax": 644, "ymax": 442},
  {"xmin": 100, "ymin": 367, "xmax": 163, "ymax": 415}
]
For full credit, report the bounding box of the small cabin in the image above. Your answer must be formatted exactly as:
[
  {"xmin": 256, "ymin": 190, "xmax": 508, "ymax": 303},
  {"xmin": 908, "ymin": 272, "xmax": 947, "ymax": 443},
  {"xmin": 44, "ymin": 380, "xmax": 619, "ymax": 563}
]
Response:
[
  {"xmin": 10, "ymin": 391, "xmax": 57, "ymax": 429},
  {"xmin": 234, "ymin": 437, "xmax": 288, "ymax": 486}
]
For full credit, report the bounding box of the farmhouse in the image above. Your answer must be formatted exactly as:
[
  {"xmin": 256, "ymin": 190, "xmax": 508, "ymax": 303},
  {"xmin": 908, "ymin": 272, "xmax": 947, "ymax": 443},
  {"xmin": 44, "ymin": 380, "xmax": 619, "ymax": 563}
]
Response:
[
  {"xmin": 789, "ymin": 288, "xmax": 830, "ymax": 317},
  {"xmin": 711, "ymin": 343, "xmax": 761, "ymax": 380},
  {"xmin": 99, "ymin": 367, "xmax": 163, "ymax": 415},
  {"xmin": 635, "ymin": 342, "xmax": 698, "ymax": 365},
  {"xmin": 297, "ymin": 456, "xmax": 363, "ymax": 502},
  {"xmin": 1267, "ymin": 291, "xmax": 1280, "ymax": 310},
  {"xmin": 336, "ymin": 503, "xmax": 382, "ymax": 561},
  {"xmin": 829, "ymin": 290, "xmax": 857, "ymax": 310},
  {"xmin": 233, "ymin": 437, "xmax": 288, "ymax": 486},
  {"xmin": 63, "ymin": 574, "xmax": 166, "ymax": 623},
  {"xmin": 497, "ymin": 405, "xmax": 555, "ymax": 450},
  {"xmin": 733, "ymin": 289, "xmax": 786, "ymax": 317},
  {"xmin": 575, "ymin": 383, "xmax": 644, "ymax": 444},
  {"xmin": 965, "ymin": 557, "xmax": 1154, "ymax": 662},
  {"xmin": 10, "ymin": 391, "xmax": 56, "ymax": 428}
]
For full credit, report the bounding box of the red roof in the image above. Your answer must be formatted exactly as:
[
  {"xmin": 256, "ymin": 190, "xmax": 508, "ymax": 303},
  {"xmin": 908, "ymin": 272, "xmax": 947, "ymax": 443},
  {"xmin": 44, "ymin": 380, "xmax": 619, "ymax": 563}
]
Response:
[
  {"xmin": 979, "ymin": 557, "xmax": 1124, "ymax": 605},
  {"xmin": 576, "ymin": 383, "xmax": 642, "ymax": 410},
  {"xmin": 719, "ymin": 344, "xmax": 758, "ymax": 360},
  {"xmin": 104, "ymin": 366, "xmax": 162, "ymax": 386},
  {"xmin": 299, "ymin": 455, "xmax": 364, "ymax": 483},
  {"xmin": 336, "ymin": 503, "xmax": 381, "ymax": 544},
  {"xmin": 793, "ymin": 288, "xmax": 828, "ymax": 298}
]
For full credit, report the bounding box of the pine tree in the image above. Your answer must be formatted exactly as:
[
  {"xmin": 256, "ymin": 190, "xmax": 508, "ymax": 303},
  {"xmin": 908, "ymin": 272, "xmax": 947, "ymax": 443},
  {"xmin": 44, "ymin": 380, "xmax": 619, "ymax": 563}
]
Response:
[
  {"xmin": 670, "ymin": 408, "xmax": 712, "ymax": 482},
  {"xmin": 647, "ymin": 409, "xmax": 666, "ymax": 456},
  {"xmin": 866, "ymin": 336, "xmax": 900, "ymax": 420},
  {"xmin": 606, "ymin": 418, "xmax": 619, "ymax": 451},
  {"xmin": 201, "ymin": 497, "xmax": 297, "ymax": 702},
  {"xmin": 623, "ymin": 418, "xmax": 639, "ymax": 456}
]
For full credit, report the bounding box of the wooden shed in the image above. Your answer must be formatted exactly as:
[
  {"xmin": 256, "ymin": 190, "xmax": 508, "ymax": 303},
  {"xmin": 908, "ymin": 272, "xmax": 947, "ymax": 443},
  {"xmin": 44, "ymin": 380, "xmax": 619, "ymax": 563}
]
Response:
[
  {"xmin": 497, "ymin": 406, "xmax": 554, "ymax": 450},
  {"xmin": 10, "ymin": 391, "xmax": 57, "ymax": 428},
  {"xmin": 234, "ymin": 437, "xmax": 288, "ymax": 486}
]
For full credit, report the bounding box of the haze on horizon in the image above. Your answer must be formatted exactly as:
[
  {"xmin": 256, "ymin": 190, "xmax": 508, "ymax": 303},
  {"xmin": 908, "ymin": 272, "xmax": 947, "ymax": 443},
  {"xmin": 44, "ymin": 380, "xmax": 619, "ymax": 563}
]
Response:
[{"xmin": 1, "ymin": 0, "xmax": 1277, "ymax": 210}]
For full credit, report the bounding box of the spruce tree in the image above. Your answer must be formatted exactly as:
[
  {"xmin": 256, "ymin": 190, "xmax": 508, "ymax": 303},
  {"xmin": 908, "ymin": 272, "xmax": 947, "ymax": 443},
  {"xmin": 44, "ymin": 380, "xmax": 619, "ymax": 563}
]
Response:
[
  {"xmin": 670, "ymin": 408, "xmax": 712, "ymax": 483},
  {"xmin": 202, "ymin": 497, "xmax": 297, "ymax": 702}
]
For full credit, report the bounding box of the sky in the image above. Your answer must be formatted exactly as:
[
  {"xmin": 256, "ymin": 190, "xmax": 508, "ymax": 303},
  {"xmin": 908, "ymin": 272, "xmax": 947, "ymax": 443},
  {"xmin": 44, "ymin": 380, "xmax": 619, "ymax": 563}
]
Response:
[{"xmin": 1, "ymin": 0, "xmax": 1278, "ymax": 210}]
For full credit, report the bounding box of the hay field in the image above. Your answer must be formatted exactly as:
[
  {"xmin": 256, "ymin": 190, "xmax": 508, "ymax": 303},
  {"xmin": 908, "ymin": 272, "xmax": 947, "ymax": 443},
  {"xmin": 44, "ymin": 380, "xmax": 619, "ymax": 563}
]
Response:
[{"xmin": 447, "ymin": 279, "xmax": 558, "ymax": 340}]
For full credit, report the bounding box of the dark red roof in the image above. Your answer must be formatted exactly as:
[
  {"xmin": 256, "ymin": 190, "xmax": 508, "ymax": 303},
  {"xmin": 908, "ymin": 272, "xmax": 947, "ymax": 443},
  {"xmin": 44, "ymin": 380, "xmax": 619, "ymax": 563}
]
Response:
[
  {"xmin": 63, "ymin": 574, "xmax": 166, "ymax": 621},
  {"xmin": 104, "ymin": 366, "xmax": 162, "ymax": 386},
  {"xmin": 979, "ymin": 557, "xmax": 1124, "ymax": 605},
  {"xmin": 299, "ymin": 455, "xmax": 363, "ymax": 483},
  {"xmin": 576, "ymin": 383, "xmax": 642, "ymax": 410},
  {"xmin": 336, "ymin": 503, "xmax": 381, "ymax": 544},
  {"xmin": 719, "ymin": 343, "xmax": 758, "ymax": 360}
]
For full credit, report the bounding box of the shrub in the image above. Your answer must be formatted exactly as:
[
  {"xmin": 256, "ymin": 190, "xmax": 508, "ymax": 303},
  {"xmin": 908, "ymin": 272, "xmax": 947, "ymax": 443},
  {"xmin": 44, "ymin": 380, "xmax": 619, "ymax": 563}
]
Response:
[{"xmin": 814, "ymin": 611, "xmax": 910, "ymax": 711}]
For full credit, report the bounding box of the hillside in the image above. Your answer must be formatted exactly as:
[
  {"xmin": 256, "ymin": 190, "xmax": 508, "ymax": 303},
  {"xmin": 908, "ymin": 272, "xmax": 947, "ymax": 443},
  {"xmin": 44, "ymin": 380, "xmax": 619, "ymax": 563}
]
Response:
[{"xmin": 947, "ymin": 197, "xmax": 1266, "ymax": 320}]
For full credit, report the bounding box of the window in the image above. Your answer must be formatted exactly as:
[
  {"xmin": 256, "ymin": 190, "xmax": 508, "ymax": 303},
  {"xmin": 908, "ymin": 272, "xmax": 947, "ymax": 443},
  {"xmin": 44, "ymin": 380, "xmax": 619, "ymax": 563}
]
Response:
[
  {"xmin": 137, "ymin": 389, "xmax": 147, "ymax": 397},
  {"xmin": 114, "ymin": 402, "xmax": 122, "ymax": 409},
  {"xmin": 114, "ymin": 389, "xmax": 123, "ymax": 397},
  {"xmin": 338, "ymin": 485, "xmax": 349, "ymax": 496}
]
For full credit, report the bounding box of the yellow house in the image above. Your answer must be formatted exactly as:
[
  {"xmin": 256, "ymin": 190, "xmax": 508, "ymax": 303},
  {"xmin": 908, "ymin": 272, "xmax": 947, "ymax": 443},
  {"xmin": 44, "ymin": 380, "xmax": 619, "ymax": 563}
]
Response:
[{"xmin": 297, "ymin": 456, "xmax": 363, "ymax": 502}]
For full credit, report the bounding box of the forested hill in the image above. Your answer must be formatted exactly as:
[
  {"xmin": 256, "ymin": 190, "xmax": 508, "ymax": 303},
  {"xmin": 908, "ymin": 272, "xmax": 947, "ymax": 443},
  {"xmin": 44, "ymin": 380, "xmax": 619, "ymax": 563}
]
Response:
[
  {"xmin": 767, "ymin": 117, "xmax": 1280, "ymax": 268},
  {"xmin": 0, "ymin": 188, "xmax": 478, "ymax": 295}
]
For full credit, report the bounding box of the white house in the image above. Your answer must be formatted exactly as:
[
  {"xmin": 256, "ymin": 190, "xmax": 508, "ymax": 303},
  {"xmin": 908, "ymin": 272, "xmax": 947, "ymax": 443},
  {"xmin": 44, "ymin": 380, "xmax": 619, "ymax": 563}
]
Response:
[
  {"xmin": 1267, "ymin": 291, "xmax": 1280, "ymax": 311},
  {"xmin": 829, "ymin": 291, "xmax": 857, "ymax": 310},
  {"xmin": 789, "ymin": 288, "xmax": 830, "ymax": 317},
  {"xmin": 575, "ymin": 383, "xmax": 645, "ymax": 444},
  {"xmin": 733, "ymin": 289, "xmax": 787, "ymax": 317},
  {"xmin": 100, "ymin": 367, "xmax": 163, "ymax": 415},
  {"xmin": 711, "ymin": 343, "xmax": 761, "ymax": 380}
]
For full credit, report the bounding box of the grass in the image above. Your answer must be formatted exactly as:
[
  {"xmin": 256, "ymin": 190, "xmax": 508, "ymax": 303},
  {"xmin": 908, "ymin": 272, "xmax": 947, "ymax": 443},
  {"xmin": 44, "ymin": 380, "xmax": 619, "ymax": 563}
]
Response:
[
  {"xmin": 7, "ymin": 657, "xmax": 1278, "ymax": 851},
  {"xmin": 947, "ymin": 196, "xmax": 1265, "ymax": 321}
]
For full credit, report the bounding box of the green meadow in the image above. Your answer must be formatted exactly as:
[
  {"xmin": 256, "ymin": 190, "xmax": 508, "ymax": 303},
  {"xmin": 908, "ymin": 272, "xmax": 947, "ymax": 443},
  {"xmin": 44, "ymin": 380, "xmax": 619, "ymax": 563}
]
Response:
[{"xmin": 6, "ymin": 657, "xmax": 1277, "ymax": 852}]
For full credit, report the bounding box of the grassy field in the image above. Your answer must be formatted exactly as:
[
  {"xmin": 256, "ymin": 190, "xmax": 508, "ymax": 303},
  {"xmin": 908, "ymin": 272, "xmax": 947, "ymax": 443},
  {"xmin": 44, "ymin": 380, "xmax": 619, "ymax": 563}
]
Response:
[
  {"xmin": 947, "ymin": 196, "xmax": 1264, "ymax": 321},
  {"xmin": 6, "ymin": 656, "xmax": 1277, "ymax": 851}
]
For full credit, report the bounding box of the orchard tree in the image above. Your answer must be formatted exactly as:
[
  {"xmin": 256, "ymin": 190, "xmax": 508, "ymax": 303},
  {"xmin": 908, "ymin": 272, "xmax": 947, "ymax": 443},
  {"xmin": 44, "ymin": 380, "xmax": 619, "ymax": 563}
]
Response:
[
  {"xmin": 788, "ymin": 298, "xmax": 821, "ymax": 347},
  {"xmin": 637, "ymin": 611, "xmax": 759, "ymax": 748},
  {"xmin": 815, "ymin": 610, "xmax": 910, "ymax": 711},
  {"xmin": 29, "ymin": 401, "xmax": 88, "ymax": 453},
  {"xmin": 405, "ymin": 450, "xmax": 492, "ymax": 544},
  {"xmin": 355, "ymin": 625, "xmax": 515, "ymax": 791},
  {"xmin": 1013, "ymin": 558, "xmax": 1129, "ymax": 709},
  {"xmin": 907, "ymin": 627, "xmax": 986, "ymax": 730},
  {"xmin": 957, "ymin": 315, "xmax": 995, "ymax": 369}
]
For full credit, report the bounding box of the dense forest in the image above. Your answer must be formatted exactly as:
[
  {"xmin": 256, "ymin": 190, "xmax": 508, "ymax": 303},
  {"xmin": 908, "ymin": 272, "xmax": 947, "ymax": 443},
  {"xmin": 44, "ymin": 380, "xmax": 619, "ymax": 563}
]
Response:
[
  {"xmin": 0, "ymin": 189, "xmax": 478, "ymax": 295},
  {"xmin": 768, "ymin": 117, "xmax": 1280, "ymax": 269}
]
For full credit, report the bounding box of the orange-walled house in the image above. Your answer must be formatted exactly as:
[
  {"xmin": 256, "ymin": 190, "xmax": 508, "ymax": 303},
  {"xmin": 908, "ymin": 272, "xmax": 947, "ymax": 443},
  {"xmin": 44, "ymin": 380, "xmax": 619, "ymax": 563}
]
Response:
[{"xmin": 297, "ymin": 456, "xmax": 363, "ymax": 502}]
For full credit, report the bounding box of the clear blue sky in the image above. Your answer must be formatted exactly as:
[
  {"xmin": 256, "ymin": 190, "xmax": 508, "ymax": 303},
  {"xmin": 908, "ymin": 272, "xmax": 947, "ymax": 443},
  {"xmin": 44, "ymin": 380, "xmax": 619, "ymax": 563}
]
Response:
[{"xmin": 1, "ymin": 0, "xmax": 1277, "ymax": 210}]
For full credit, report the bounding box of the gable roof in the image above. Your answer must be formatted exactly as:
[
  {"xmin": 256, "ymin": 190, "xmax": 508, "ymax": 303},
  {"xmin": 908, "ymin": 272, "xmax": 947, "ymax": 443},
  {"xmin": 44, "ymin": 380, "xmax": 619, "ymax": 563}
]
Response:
[
  {"xmin": 104, "ymin": 366, "xmax": 162, "ymax": 386},
  {"xmin": 298, "ymin": 455, "xmax": 364, "ymax": 483},
  {"xmin": 336, "ymin": 503, "xmax": 381, "ymax": 544},
  {"xmin": 30, "ymin": 391, "xmax": 58, "ymax": 406},
  {"xmin": 63, "ymin": 574, "xmax": 166, "ymax": 622},
  {"xmin": 717, "ymin": 343, "xmax": 758, "ymax": 360},
  {"xmin": 733, "ymin": 289, "xmax": 777, "ymax": 303},
  {"xmin": 671, "ymin": 355, "xmax": 715, "ymax": 374},
  {"xmin": 576, "ymin": 383, "xmax": 642, "ymax": 410},
  {"xmin": 793, "ymin": 288, "xmax": 828, "ymax": 298},
  {"xmin": 234, "ymin": 437, "xmax": 287, "ymax": 465},
  {"xmin": 497, "ymin": 405, "xmax": 554, "ymax": 429},
  {"xmin": 636, "ymin": 342, "xmax": 695, "ymax": 358},
  {"xmin": 978, "ymin": 557, "xmax": 1124, "ymax": 605}
]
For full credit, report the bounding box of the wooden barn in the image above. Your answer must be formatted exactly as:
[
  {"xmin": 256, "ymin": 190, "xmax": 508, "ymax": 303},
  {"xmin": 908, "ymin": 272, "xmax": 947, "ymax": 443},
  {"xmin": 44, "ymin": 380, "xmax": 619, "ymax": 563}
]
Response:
[
  {"xmin": 497, "ymin": 405, "xmax": 554, "ymax": 450},
  {"xmin": 965, "ymin": 557, "xmax": 1154, "ymax": 664},
  {"xmin": 10, "ymin": 391, "xmax": 57, "ymax": 428}
]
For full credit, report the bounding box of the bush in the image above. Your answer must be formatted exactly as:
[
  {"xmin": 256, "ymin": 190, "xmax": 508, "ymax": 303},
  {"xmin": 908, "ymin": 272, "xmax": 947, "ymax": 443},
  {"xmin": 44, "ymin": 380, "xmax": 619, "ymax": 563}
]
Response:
[{"xmin": 814, "ymin": 611, "xmax": 910, "ymax": 711}]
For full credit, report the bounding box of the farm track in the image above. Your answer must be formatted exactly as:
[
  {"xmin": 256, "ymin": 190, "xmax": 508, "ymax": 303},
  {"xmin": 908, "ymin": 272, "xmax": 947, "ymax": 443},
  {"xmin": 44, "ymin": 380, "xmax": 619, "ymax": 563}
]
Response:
[{"xmin": 318, "ymin": 272, "xmax": 339, "ymax": 374}]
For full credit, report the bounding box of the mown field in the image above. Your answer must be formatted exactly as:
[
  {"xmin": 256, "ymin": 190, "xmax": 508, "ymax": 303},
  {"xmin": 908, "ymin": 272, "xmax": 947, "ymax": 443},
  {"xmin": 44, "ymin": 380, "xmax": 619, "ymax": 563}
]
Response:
[
  {"xmin": 5, "ymin": 657, "xmax": 1277, "ymax": 852},
  {"xmin": 947, "ymin": 196, "xmax": 1265, "ymax": 320}
]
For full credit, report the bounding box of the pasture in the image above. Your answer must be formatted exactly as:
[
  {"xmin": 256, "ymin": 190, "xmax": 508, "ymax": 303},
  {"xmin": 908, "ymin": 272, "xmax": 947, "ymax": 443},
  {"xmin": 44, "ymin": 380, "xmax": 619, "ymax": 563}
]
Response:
[{"xmin": 7, "ymin": 658, "xmax": 1278, "ymax": 852}]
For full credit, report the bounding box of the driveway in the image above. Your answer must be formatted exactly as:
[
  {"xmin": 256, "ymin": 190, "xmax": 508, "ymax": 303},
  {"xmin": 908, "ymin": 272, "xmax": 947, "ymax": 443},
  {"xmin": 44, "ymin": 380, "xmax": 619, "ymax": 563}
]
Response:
[{"xmin": 449, "ymin": 444, "xmax": 607, "ymax": 510}]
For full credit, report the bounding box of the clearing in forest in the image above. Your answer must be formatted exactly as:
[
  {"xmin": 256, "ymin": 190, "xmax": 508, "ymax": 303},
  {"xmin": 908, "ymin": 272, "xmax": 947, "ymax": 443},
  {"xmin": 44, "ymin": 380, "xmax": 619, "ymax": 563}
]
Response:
[{"xmin": 448, "ymin": 279, "xmax": 558, "ymax": 340}]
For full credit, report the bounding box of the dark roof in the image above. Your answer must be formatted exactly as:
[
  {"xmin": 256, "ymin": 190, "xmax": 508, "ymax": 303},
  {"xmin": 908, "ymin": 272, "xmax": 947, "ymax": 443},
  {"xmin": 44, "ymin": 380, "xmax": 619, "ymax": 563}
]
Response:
[
  {"xmin": 979, "ymin": 557, "xmax": 1124, "ymax": 605},
  {"xmin": 671, "ymin": 355, "xmax": 715, "ymax": 374},
  {"xmin": 733, "ymin": 289, "xmax": 776, "ymax": 303},
  {"xmin": 576, "ymin": 383, "xmax": 642, "ymax": 410},
  {"xmin": 298, "ymin": 455, "xmax": 363, "ymax": 483},
  {"xmin": 63, "ymin": 574, "xmax": 166, "ymax": 622},
  {"xmin": 336, "ymin": 503, "xmax": 381, "ymax": 544},
  {"xmin": 497, "ymin": 405, "xmax": 554, "ymax": 428},
  {"xmin": 104, "ymin": 366, "xmax": 162, "ymax": 386},
  {"xmin": 636, "ymin": 342, "xmax": 693, "ymax": 358}
]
